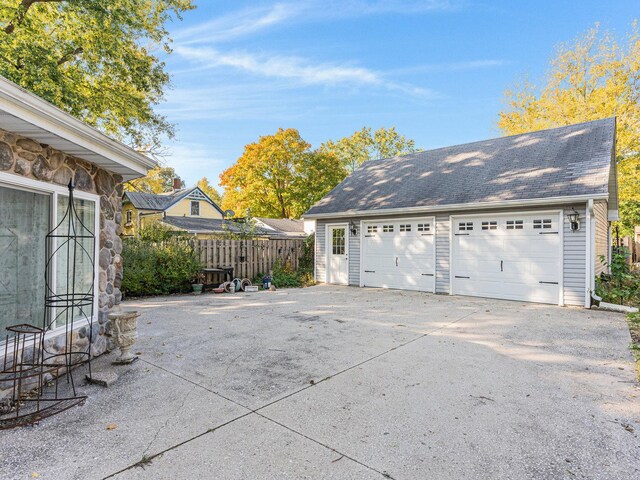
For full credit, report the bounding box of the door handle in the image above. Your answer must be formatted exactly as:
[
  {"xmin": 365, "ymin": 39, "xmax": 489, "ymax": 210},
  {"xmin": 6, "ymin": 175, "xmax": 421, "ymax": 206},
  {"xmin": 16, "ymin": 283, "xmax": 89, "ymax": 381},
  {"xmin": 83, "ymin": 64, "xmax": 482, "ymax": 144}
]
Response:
[
  {"xmin": 500, "ymin": 260, "xmax": 503, "ymax": 272},
  {"xmin": 395, "ymin": 257, "xmax": 398, "ymax": 267}
]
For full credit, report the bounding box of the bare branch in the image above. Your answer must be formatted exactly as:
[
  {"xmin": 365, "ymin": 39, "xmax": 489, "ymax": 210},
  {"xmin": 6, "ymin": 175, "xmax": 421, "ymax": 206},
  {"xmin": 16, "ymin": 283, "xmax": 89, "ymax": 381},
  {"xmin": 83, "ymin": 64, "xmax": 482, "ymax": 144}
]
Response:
[
  {"xmin": 57, "ymin": 46, "xmax": 83, "ymax": 65},
  {"xmin": 4, "ymin": 0, "xmax": 65, "ymax": 34}
]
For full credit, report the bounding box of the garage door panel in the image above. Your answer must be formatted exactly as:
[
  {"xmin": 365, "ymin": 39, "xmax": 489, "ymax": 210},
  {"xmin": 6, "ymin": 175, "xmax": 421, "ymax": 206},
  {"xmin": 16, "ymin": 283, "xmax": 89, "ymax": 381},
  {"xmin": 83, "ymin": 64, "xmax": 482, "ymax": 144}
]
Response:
[
  {"xmin": 452, "ymin": 213, "xmax": 561, "ymax": 304},
  {"xmin": 362, "ymin": 218, "xmax": 435, "ymax": 293}
]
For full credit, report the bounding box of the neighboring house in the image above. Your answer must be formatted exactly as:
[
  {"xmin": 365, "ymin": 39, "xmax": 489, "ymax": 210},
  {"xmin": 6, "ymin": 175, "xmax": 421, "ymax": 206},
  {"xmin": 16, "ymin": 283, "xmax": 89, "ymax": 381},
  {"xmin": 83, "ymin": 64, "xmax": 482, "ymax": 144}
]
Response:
[
  {"xmin": 0, "ymin": 76, "xmax": 153, "ymax": 356},
  {"xmin": 254, "ymin": 217, "xmax": 307, "ymax": 238},
  {"xmin": 304, "ymin": 119, "xmax": 618, "ymax": 307},
  {"xmin": 160, "ymin": 215, "xmax": 269, "ymax": 237},
  {"xmin": 121, "ymin": 186, "xmax": 225, "ymax": 236}
]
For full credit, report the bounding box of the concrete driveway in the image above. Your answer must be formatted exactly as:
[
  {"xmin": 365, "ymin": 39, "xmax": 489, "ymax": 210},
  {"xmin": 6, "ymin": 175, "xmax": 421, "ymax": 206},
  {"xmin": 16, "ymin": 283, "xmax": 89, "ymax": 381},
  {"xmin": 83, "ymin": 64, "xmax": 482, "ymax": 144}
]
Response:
[{"xmin": 1, "ymin": 285, "xmax": 639, "ymax": 479}]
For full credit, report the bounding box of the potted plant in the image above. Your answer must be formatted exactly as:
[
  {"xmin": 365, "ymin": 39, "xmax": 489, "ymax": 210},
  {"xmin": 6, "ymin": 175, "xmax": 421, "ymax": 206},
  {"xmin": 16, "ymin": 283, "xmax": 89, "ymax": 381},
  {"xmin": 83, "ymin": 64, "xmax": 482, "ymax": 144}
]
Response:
[{"xmin": 192, "ymin": 271, "xmax": 205, "ymax": 294}]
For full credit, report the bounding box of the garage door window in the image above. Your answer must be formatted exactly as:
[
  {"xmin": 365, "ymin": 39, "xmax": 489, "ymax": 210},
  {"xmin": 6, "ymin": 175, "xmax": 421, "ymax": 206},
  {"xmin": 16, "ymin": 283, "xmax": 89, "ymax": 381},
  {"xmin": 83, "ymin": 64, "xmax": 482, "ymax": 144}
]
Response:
[
  {"xmin": 399, "ymin": 224, "xmax": 411, "ymax": 232},
  {"xmin": 533, "ymin": 219, "xmax": 553, "ymax": 229},
  {"xmin": 383, "ymin": 225, "xmax": 394, "ymax": 233},
  {"xmin": 458, "ymin": 222, "xmax": 473, "ymax": 231},
  {"xmin": 481, "ymin": 221, "xmax": 497, "ymax": 230},
  {"xmin": 506, "ymin": 220, "xmax": 524, "ymax": 230},
  {"xmin": 417, "ymin": 223, "xmax": 430, "ymax": 232},
  {"xmin": 367, "ymin": 225, "xmax": 378, "ymax": 233}
]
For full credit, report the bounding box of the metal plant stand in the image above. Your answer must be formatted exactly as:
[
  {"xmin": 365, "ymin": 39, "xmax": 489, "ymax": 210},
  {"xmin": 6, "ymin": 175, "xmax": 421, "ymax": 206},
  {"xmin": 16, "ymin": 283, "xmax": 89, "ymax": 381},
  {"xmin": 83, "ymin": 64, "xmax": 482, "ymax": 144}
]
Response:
[{"xmin": 0, "ymin": 179, "xmax": 95, "ymax": 429}]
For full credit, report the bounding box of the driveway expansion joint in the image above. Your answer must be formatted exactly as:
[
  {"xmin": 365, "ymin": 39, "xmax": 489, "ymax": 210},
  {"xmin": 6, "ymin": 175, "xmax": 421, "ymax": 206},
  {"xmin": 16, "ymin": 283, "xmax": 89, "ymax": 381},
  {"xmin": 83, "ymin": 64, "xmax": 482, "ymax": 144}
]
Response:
[{"xmin": 103, "ymin": 307, "xmax": 480, "ymax": 479}]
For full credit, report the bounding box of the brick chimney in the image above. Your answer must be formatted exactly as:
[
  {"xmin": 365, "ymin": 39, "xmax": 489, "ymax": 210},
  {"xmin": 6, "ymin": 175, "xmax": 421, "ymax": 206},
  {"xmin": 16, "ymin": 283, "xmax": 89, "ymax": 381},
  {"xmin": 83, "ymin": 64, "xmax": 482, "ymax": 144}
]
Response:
[{"xmin": 173, "ymin": 177, "xmax": 182, "ymax": 191}]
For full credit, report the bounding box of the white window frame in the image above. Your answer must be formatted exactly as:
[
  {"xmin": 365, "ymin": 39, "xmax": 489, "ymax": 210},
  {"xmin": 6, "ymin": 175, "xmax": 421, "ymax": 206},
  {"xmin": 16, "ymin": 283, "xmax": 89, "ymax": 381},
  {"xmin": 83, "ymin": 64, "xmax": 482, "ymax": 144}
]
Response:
[
  {"xmin": 0, "ymin": 172, "xmax": 100, "ymax": 350},
  {"xmin": 126, "ymin": 209, "xmax": 132, "ymax": 225},
  {"xmin": 190, "ymin": 200, "xmax": 200, "ymax": 216}
]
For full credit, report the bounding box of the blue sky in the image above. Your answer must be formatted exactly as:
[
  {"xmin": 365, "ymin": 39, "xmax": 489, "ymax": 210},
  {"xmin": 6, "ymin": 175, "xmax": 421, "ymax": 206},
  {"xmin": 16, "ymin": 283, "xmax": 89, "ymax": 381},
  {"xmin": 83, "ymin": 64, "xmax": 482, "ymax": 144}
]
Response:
[{"xmin": 159, "ymin": 0, "xmax": 638, "ymax": 188}]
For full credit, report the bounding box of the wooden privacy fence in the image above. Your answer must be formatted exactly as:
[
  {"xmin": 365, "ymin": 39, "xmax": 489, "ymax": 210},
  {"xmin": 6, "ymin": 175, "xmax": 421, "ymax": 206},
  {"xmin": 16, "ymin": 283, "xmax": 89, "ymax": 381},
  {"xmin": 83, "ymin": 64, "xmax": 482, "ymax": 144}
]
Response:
[{"xmin": 197, "ymin": 238, "xmax": 305, "ymax": 280}]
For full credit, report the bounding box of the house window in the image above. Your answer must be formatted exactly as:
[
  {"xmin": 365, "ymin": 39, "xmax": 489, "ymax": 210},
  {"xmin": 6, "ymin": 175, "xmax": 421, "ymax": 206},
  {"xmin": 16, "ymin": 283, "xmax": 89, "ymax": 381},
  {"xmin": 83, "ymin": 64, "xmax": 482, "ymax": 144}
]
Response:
[
  {"xmin": 506, "ymin": 220, "xmax": 524, "ymax": 230},
  {"xmin": 190, "ymin": 200, "xmax": 200, "ymax": 216},
  {"xmin": 458, "ymin": 222, "xmax": 473, "ymax": 231},
  {"xmin": 332, "ymin": 228, "xmax": 345, "ymax": 255},
  {"xmin": 383, "ymin": 225, "xmax": 394, "ymax": 233},
  {"xmin": 481, "ymin": 221, "xmax": 497, "ymax": 230},
  {"xmin": 126, "ymin": 210, "xmax": 132, "ymax": 224},
  {"xmin": 533, "ymin": 219, "xmax": 552, "ymax": 229},
  {"xmin": 417, "ymin": 223, "xmax": 430, "ymax": 232},
  {"xmin": 0, "ymin": 182, "xmax": 97, "ymax": 338},
  {"xmin": 399, "ymin": 224, "xmax": 411, "ymax": 232},
  {"xmin": 367, "ymin": 225, "xmax": 378, "ymax": 233}
]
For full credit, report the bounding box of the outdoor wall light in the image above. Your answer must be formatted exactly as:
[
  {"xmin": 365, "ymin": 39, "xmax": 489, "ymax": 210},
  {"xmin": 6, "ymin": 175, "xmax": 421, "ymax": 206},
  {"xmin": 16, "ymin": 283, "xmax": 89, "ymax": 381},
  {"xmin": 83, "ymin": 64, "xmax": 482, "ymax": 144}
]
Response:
[
  {"xmin": 349, "ymin": 220, "xmax": 359, "ymax": 236},
  {"xmin": 567, "ymin": 208, "xmax": 580, "ymax": 231}
]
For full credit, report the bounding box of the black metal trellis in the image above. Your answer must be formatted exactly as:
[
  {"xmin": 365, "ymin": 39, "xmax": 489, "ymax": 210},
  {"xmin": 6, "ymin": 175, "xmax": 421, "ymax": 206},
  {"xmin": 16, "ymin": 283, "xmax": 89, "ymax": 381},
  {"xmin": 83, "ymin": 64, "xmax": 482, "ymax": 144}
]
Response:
[{"xmin": 0, "ymin": 179, "xmax": 95, "ymax": 429}]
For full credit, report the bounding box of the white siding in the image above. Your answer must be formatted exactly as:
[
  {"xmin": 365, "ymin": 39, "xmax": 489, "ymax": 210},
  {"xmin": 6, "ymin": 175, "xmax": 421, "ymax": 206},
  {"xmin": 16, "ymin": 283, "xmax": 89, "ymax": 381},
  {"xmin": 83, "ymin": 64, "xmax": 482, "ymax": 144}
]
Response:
[
  {"xmin": 593, "ymin": 200, "xmax": 609, "ymax": 276},
  {"xmin": 435, "ymin": 214, "xmax": 450, "ymax": 293},
  {"xmin": 315, "ymin": 219, "xmax": 328, "ymax": 283},
  {"xmin": 563, "ymin": 206, "xmax": 587, "ymax": 306},
  {"xmin": 349, "ymin": 228, "xmax": 360, "ymax": 286},
  {"xmin": 313, "ymin": 203, "xmax": 588, "ymax": 306}
]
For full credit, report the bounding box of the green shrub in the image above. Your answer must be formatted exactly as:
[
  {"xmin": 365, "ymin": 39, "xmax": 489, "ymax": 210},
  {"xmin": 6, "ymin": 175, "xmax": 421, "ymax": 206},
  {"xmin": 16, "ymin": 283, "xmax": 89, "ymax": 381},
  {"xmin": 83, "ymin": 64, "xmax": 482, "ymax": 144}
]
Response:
[
  {"xmin": 596, "ymin": 248, "xmax": 640, "ymax": 307},
  {"xmin": 122, "ymin": 229, "xmax": 202, "ymax": 297}
]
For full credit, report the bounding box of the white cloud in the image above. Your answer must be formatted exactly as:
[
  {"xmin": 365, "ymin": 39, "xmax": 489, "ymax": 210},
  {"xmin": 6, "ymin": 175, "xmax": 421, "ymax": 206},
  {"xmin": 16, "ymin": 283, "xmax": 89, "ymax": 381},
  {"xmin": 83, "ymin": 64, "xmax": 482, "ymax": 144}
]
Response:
[
  {"xmin": 174, "ymin": 46, "xmax": 437, "ymax": 98},
  {"xmin": 173, "ymin": 1, "xmax": 462, "ymax": 45},
  {"xmin": 173, "ymin": 3, "xmax": 302, "ymax": 44}
]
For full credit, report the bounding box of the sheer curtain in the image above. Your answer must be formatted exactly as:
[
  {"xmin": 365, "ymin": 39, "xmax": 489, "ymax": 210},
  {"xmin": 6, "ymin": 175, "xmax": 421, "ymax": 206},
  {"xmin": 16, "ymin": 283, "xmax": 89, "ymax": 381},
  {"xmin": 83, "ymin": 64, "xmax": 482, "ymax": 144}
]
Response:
[
  {"xmin": 54, "ymin": 196, "xmax": 96, "ymax": 329},
  {"xmin": 0, "ymin": 185, "xmax": 50, "ymax": 336}
]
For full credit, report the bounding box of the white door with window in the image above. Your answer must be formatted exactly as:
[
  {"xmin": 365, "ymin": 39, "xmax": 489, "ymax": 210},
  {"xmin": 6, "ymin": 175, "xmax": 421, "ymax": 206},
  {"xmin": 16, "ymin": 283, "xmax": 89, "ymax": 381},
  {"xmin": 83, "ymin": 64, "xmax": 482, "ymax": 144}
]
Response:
[
  {"xmin": 327, "ymin": 224, "xmax": 348, "ymax": 285},
  {"xmin": 451, "ymin": 212, "xmax": 561, "ymax": 304},
  {"xmin": 361, "ymin": 218, "xmax": 436, "ymax": 292}
]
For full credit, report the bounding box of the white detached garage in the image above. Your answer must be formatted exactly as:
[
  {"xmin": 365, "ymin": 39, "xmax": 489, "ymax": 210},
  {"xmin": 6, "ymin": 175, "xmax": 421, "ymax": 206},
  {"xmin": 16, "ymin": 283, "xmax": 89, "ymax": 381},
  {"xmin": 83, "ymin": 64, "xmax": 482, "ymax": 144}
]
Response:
[{"xmin": 306, "ymin": 119, "xmax": 618, "ymax": 307}]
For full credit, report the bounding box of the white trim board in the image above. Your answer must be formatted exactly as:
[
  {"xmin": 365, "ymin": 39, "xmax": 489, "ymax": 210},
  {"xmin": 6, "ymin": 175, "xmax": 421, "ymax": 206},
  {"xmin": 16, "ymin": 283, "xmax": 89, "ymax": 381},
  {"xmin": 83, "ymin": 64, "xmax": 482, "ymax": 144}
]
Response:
[
  {"xmin": 304, "ymin": 194, "xmax": 608, "ymax": 219},
  {"xmin": 0, "ymin": 76, "xmax": 154, "ymax": 180}
]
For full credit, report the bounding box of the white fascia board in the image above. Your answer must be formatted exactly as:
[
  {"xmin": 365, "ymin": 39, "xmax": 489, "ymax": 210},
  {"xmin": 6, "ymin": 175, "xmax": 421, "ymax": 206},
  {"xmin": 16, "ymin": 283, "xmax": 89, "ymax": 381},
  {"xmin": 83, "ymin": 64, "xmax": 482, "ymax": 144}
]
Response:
[
  {"xmin": 0, "ymin": 77, "xmax": 155, "ymax": 176},
  {"xmin": 304, "ymin": 194, "xmax": 609, "ymax": 219}
]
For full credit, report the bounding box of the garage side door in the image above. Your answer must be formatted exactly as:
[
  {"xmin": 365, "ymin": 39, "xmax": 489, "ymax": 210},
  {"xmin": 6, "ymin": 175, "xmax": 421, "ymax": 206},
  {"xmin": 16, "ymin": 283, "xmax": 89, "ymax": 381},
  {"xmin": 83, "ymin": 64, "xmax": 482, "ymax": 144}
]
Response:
[
  {"xmin": 452, "ymin": 213, "xmax": 561, "ymax": 304},
  {"xmin": 362, "ymin": 218, "xmax": 435, "ymax": 292}
]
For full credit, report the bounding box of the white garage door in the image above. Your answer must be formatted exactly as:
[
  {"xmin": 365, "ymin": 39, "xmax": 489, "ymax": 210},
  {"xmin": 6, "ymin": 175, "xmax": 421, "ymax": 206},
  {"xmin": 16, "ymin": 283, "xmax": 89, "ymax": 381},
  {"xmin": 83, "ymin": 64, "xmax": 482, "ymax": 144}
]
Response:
[
  {"xmin": 362, "ymin": 218, "xmax": 435, "ymax": 292},
  {"xmin": 451, "ymin": 212, "xmax": 561, "ymax": 304}
]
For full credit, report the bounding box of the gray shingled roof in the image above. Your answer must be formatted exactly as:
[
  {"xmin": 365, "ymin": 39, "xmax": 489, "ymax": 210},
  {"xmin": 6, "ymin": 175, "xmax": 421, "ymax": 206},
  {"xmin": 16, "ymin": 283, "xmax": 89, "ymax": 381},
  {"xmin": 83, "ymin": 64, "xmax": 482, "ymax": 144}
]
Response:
[
  {"xmin": 255, "ymin": 217, "xmax": 305, "ymax": 234},
  {"xmin": 305, "ymin": 118, "xmax": 615, "ymax": 217},
  {"xmin": 162, "ymin": 216, "xmax": 269, "ymax": 235},
  {"xmin": 124, "ymin": 190, "xmax": 189, "ymax": 210}
]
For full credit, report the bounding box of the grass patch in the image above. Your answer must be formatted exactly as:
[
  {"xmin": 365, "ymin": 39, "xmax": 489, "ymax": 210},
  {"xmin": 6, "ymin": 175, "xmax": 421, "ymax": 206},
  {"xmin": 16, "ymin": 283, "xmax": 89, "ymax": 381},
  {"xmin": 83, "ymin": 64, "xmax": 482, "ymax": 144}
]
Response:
[{"xmin": 627, "ymin": 312, "xmax": 640, "ymax": 380}]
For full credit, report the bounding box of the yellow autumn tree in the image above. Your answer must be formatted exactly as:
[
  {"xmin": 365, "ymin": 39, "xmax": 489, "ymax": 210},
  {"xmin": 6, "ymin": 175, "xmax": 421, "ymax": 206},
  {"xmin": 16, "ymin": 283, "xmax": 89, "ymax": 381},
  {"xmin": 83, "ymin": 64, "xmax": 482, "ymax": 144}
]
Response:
[
  {"xmin": 498, "ymin": 23, "xmax": 640, "ymax": 234},
  {"xmin": 220, "ymin": 128, "xmax": 346, "ymax": 218}
]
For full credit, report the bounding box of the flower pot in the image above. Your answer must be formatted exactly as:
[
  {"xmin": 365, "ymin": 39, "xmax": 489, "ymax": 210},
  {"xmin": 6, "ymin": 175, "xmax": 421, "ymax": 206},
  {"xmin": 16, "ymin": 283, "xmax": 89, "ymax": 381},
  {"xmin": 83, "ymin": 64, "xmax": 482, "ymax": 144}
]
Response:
[{"xmin": 192, "ymin": 283, "xmax": 204, "ymax": 294}]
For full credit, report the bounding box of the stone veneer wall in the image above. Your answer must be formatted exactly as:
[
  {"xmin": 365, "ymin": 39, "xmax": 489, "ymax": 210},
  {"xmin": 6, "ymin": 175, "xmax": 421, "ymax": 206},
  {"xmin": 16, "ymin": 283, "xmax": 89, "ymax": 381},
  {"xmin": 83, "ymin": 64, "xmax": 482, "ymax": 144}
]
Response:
[{"xmin": 0, "ymin": 127, "xmax": 124, "ymax": 356}]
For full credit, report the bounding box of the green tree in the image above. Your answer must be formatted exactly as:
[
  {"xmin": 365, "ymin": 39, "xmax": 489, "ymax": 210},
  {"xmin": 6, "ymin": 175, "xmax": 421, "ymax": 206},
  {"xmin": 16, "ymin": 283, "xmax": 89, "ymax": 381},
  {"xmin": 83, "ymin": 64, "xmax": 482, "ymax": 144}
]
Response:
[
  {"xmin": 498, "ymin": 23, "xmax": 640, "ymax": 235},
  {"xmin": 321, "ymin": 126, "xmax": 418, "ymax": 173},
  {"xmin": 124, "ymin": 166, "xmax": 182, "ymax": 194},
  {"xmin": 220, "ymin": 128, "xmax": 346, "ymax": 218},
  {"xmin": 0, "ymin": 0, "xmax": 194, "ymax": 152},
  {"xmin": 196, "ymin": 177, "xmax": 222, "ymax": 205}
]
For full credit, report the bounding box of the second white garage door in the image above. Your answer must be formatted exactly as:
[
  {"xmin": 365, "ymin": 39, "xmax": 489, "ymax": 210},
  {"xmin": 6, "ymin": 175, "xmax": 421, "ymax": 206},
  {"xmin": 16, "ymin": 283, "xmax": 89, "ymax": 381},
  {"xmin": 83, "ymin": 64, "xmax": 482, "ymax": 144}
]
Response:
[
  {"xmin": 362, "ymin": 218, "xmax": 436, "ymax": 292},
  {"xmin": 451, "ymin": 212, "xmax": 562, "ymax": 304}
]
